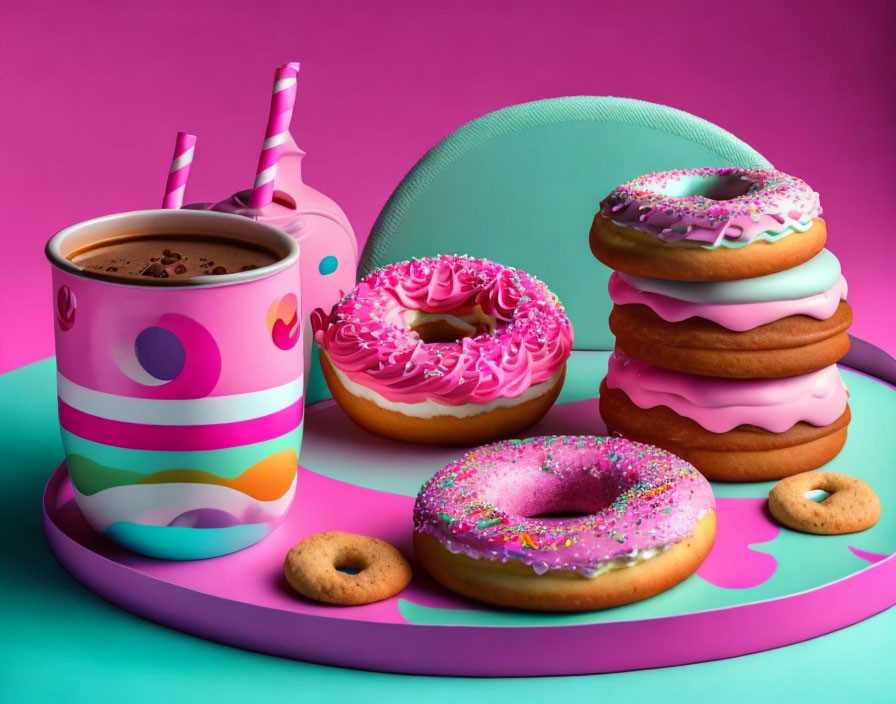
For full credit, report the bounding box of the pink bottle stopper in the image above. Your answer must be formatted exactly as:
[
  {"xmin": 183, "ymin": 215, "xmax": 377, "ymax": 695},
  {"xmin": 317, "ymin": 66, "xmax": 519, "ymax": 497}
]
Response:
[
  {"xmin": 181, "ymin": 63, "xmax": 357, "ymax": 387},
  {"xmin": 207, "ymin": 133, "xmax": 358, "ymax": 384}
]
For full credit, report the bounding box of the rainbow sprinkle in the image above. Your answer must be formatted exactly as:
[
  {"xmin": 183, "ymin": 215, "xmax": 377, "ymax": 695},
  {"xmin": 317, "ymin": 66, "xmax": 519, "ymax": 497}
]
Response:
[
  {"xmin": 414, "ymin": 436, "xmax": 715, "ymax": 577},
  {"xmin": 599, "ymin": 167, "xmax": 821, "ymax": 247}
]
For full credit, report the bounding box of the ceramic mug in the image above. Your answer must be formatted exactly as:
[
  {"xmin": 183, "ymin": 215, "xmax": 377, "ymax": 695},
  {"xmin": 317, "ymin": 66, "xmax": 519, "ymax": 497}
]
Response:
[{"xmin": 46, "ymin": 210, "xmax": 303, "ymax": 559}]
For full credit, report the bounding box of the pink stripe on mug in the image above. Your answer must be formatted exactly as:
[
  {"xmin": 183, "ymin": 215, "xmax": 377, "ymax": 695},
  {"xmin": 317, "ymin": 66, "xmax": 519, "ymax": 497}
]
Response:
[{"xmin": 58, "ymin": 399, "xmax": 303, "ymax": 451}]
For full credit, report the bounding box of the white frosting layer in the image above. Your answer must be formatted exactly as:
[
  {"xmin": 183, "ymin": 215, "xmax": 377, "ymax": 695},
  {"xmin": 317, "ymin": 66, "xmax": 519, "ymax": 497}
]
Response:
[{"xmin": 333, "ymin": 364, "xmax": 562, "ymax": 419}]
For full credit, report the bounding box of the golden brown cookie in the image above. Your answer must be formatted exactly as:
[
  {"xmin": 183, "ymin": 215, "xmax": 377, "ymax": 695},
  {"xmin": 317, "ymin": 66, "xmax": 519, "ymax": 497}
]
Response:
[
  {"xmin": 609, "ymin": 302, "xmax": 852, "ymax": 378},
  {"xmin": 413, "ymin": 511, "xmax": 716, "ymax": 612},
  {"xmin": 768, "ymin": 472, "xmax": 881, "ymax": 534},
  {"xmin": 589, "ymin": 215, "xmax": 827, "ymax": 281},
  {"xmin": 321, "ymin": 351, "xmax": 565, "ymax": 446},
  {"xmin": 598, "ymin": 381, "xmax": 850, "ymax": 482},
  {"xmin": 284, "ymin": 531, "xmax": 412, "ymax": 605}
]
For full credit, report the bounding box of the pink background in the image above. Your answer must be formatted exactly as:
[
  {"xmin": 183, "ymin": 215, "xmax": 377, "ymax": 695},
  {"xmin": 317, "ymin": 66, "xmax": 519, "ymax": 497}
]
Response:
[{"xmin": 3, "ymin": 0, "xmax": 894, "ymax": 373}]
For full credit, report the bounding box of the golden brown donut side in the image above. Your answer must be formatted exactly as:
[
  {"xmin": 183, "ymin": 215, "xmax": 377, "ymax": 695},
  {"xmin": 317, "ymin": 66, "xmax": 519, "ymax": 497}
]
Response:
[
  {"xmin": 589, "ymin": 215, "xmax": 827, "ymax": 281},
  {"xmin": 613, "ymin": 337, "xmax": 850, "ymax": 379},
  {"xmin": 610, "ymin": 302, "xmax": 852, "ymax": 378},
  {"xmin": 284, "ymin": 531, "xmax": 412, "ymax": 605},
  {"xmin": 768, "ymin": 472, "xmax": 881, "ymax": 534},
  {"xmin": 599, "ymin": 381, "xmax": 850, "ymax": 482},
  {"xmin": 674, "ymin": 431, "xmax": 849, "ymax": 482},
  {"xmin": 414, "ymin": 511, "xmax": 715, "ymax": 611},
  {"xmin": 321, "ymin": 351, "xmax": 566, "ymax": 446},
  {"xmin": 610, "ymin": 301, "xmax": 853, "ymax": 351}
]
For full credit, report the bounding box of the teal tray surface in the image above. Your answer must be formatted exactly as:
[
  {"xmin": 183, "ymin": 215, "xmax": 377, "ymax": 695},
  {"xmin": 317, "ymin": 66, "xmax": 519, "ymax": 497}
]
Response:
[
  {"xmin": 301, "ymin": 351, "xmax": 895, "ymax": 628},
  {"xmin": 3, "ymin": 357, "xmax": 894, "ymax": 702},
  {"xmin": 10, "ymin": 97, "xmax": 893, "ymax": 698}
]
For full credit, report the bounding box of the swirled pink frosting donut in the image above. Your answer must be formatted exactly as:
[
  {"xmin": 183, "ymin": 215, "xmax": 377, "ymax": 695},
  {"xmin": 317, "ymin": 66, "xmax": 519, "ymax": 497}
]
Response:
[
  {"xmin": 606, "ymin": 352, "xmax": 848, "ymax": 433},
  {"xmin": 414, "ymin": 436, "xmax": 714, "ymax": 577},
  {"xmin": 312, "ymin": 256, "xmax": 573, "ymax": 406},
  {"xmin": 608, "ymin": 272, "xmax": 849, "ymax": 332},
  {"xmin": 600, "ymin": 167, "xmax": 821, "ymax": 248}
]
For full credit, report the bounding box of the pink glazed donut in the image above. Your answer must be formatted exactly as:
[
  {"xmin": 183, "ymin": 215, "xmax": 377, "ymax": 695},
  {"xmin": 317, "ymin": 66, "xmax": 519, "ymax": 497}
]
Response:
[
  {"xmin": 590, "ymin": 167, "xmax": 827, "ymax": 280},
  {"xmin": 312, "ymin": 256, "xmax": 573, "ymax": 445},
  {"xmin": 413, "ymin": 436, "xmax": 716, "ymax": 611}
]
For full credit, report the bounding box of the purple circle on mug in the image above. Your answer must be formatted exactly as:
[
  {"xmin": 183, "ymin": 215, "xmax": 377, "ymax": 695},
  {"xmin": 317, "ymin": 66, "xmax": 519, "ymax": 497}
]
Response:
[{"xmin": 135, "ymin": 326, "xmax": 186, "ymax": 381}]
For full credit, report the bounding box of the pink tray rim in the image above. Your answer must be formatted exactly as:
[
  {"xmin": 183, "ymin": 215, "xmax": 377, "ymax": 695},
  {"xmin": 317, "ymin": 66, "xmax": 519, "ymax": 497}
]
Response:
[{"xmin": 42, "ymin": 462, "xmax": 896, "ymax": 677}]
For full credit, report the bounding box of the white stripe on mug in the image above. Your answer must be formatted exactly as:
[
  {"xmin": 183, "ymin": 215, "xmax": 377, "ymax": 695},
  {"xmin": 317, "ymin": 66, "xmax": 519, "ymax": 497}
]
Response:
[{"xmin": 57, "ymin": 373, "xmax": 303, "ymax": 425}]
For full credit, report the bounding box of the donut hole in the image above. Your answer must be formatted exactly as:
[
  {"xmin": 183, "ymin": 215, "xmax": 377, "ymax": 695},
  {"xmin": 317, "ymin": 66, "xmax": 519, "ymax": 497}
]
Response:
[
  {"xmin": 655, "ymin": 172, "xmax": 758, "ymax": 201},
  {"xmin": 332, "ymin": 547, "xmax": 368, "ymax": 576},
  {"xmin": 412, "ymin": 318, "xmax": 478, "ymax": 343},
  {"xmin": 804, "ymin": 489, "xmax": 832, "ymax": 503},
  {"xmin": 528, "ymin": 510, "xmax": 594, "ymax": 520},
  {"xmin": 406, "ymin": 306, "xmax": 497, "ymax": 344},
  {"xmin": 521, "ymin": 483, "xmax": 614, "ymax": 521},
  {"xmin": 335, "ymin": 565, "xmax": 363, "ymax": 575},
  {"xmin": 486, "ymin": 463, "xmax": 625, "ymax": 524}
]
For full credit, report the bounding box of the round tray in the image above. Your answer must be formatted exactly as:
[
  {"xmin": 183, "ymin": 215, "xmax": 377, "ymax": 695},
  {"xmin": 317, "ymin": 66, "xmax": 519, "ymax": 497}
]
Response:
[{"xmin": 43, "ymin": 349, "xmax": 896, "ymax": 676}]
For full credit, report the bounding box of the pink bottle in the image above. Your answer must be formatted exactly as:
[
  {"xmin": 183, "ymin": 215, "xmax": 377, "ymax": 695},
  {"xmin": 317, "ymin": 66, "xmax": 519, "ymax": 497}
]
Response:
[{"xmin": 188, "ymin": 133, "xmax": 358, "ymax": 387}]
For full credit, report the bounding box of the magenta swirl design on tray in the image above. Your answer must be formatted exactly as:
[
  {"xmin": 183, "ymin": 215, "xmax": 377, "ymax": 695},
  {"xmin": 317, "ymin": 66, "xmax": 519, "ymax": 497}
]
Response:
[
  {"xmin": 312, "ymin": 255, "xmax": 573, "ymax": 405},
  {"xmin": 599, "ymin": 167, "xmax": 821, "ymax": 248},
  {"xmin": 606, "ymin": 351, "xmax": 848, "ymax": 433},
  {"xmin": 849, "ymin": 546, "xmax": 889, "ymax": 564},
  {"xmin": 695, "ymin": 498, "xmax": 779, "ymax": 589},
  {"xmin": 413, "ymin": 435, "xmax": 714, "ymax": 577}
]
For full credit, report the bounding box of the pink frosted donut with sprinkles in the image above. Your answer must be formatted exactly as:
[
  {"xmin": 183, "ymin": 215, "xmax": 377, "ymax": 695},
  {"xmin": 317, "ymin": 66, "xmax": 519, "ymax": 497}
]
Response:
[
  {"xmin": 312, "ymin": 255, "xmax": 573, "ymax": 445},
  {"xmin": 590, "ymin": 167, "xmax": 828, "ymax": 281},
  {"xmin": 413, "ymin": 435, "xmax": 716, "ymax": 611}
]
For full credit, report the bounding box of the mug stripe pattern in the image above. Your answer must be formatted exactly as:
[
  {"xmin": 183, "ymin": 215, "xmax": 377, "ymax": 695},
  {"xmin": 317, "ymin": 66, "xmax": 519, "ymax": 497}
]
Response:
[
  {"xmin": 58, "ymin": 373, "xmax": 303, "ymax": 559},
  {"xmin": 58, "ymin": 398, "xmax": 303, "ymax": 451}
]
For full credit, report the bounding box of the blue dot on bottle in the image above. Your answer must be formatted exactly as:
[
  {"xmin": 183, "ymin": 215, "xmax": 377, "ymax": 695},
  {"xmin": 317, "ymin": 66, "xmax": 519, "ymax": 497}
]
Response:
[
  {"xmin": 318, "ymin": 255, "xmax": 338, "ymax": 275},
  {"xmin": 135, "ymin": 326, "xmax": 185, "ymax": 381}
]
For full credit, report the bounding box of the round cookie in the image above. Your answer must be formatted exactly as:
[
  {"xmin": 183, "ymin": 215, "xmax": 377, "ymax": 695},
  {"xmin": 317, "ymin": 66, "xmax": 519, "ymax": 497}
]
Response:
[
  {"xmin": 609, "ymin": 301, "xmax": 852, "ymax": 378},
  {"xmin": 284, "ymin": 531, "xmax": 412, "ymax": 605},
  {"xmin": 768, "ymin": 472, "xmax": 881, "ymax": 534},
  {"xmin": 590, "ymin": 168, "xmax": 826, "ymax": 281}
]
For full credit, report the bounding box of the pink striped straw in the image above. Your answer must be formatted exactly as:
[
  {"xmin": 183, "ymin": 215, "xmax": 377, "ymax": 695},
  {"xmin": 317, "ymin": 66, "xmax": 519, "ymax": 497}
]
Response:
[
  {"xmin": 162, "ymin": 132, "xmax": 197, "ymax": 209},
  {"xmin": 248, "ymin": 61, "xmax": 301, "ymax": 210}
]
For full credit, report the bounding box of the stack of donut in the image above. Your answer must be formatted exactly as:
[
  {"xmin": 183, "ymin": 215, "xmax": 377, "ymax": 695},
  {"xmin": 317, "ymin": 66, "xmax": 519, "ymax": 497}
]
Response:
[{"xmin": 591, "ymin": 167, "xmax": 852, "ymax": 481}]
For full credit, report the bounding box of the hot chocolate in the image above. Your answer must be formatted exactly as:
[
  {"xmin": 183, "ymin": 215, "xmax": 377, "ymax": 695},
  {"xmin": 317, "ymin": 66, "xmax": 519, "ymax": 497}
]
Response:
[{"xmin": 68, "ymin": 234, "xmax": 280, "ymax": 282}]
